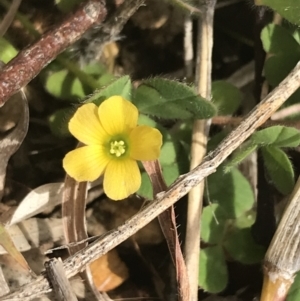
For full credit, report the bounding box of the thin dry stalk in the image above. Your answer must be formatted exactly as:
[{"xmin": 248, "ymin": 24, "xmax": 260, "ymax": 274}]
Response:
[
  {"xmin": 185, "ymin": 1, "xmax": 216, "ymax": 300},
  {"xmin": 271, "ymin": 103, "xmax": 300, "ymax": 120},
  {"xmin": 184, "ymin": 14, "xmax": 194, "ymax": 78}
]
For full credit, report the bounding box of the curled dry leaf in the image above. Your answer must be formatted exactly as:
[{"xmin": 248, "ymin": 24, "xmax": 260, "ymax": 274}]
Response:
[
  {"xmin": 7, "ymin": 183, "xmax": 64, "ymax": 226},
  {"xmin": 6, "ymin": 179, "xmax": 103, "ymax": 227}
]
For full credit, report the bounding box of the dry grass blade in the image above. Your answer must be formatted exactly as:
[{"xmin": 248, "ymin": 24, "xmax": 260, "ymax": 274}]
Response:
[
  {"xmin": 185, "ymin": 1, "xmax": 216, "ymax": 299},
  {"xmin": 4, "ymin": 180, "xmax": 103, "ymax": 227},
  {"xmin": 63, "ymin": 175, "xmax": 100, "ymax": 299},
  {"xmin": 142, "ymin": 160, "xmax": 189, "ymax": 301},
  {"xmin": 63, "ymin": 166, "xmax": 106, "ymax": 300},
  {"xmin": 0, "ymin": 222, "xmax": 32, "ymax": 273},
  {"xmin": 2, "ymin": 60, "xmax": 300, "ymax": 301}
]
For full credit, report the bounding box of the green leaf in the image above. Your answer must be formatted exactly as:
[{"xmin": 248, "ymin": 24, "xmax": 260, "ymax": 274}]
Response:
[
  {"xmin": 207, "ymin": 130, "xmax": 229, "ymax": 152},
  {"xmin": 287, "ymin": 272, "xmax": 300, "ymax": 301},
  {"xmin": 224, "ymin": 213, "xmax": 265, "ymax": 264},
  {"xmin": 251, "ymin": 126, "xmax": 300, "ymax": 147},
  {"xmin": 87, "ymin": 76, "xmax": 132, "ymax": 105},
  {"xmin": 292, "ymin": 29, "xmax": 300, "ymax": 45},
  {"xmin": 224, "ymin": 142, "xmax": 258, "ymax": 173},
  {"xmin": 207, "ymin": 167, "xmax": 254, "ymax": 218},
  {"xmin": 137, "ymin": 164, "xmax": 184, "ymax": 199},
  {"xmin": 264, "ymin": 53, "xmax": 300, "ymax": 86},
  {"xmin": 160, "ymin": 140, "xmax": 180, "ymax": 165},
  {"xmin": 257, "ymin": 1, "xmax": 300, "ymax": 26},
  {"xmin": 138, "ymin": 171, "xmax": 153, "ymax": 199},
  {"xmin": 262, "ymin": 146, "xmax": 295, "ymax": 195},
  {"xmin": 261, "ymin": 24, "xmax": 300, "ymax": 87},
  {"xmin": 0, "ymin": 37, "xmax": 18, "ymax": 63},
  {"xmin": 48, "ymin": 107, "xmax": 76, "ymax": 137},
  {"xmin": 44, "ymin": 63, "xmax": 113, "ymax": 101},
  {"xmin": 212, "ymin": 81, "xmax": 242, "ymax": 115},
  {"xmin": 261, "ymin": 24, "xmax": 300, "ymax": 54},
  {"xmin": 199, "ymin": 246, "xmax": 228, "ymax": 293},
  {"xmin": 162, "ymin": 164, "xmax": 180, "ymax": 186},
  {"xmin": 201, "ymin": 204, "xmax": 228, "ymax": 244},
  {"xmin": 45, "ymin": 69, "xmax": 87, "ymax": 101},
  {"xmin": 133, "ymin": 78, "xmax": 216, "ymax": 119}
]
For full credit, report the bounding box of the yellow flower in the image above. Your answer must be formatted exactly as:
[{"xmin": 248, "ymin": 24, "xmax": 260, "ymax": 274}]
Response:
[{"xmin": 63, "ymin": 96, "xmax": 163, "ymax": 201}]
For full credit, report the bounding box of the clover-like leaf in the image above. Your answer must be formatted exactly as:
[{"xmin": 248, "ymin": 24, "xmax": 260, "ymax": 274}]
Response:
[
  {"xmin": 251, "ymin": 126, "xmax": 300, "ymax": 148},
  {"xmin": 201, "ymin": 204, "xmax": 228, "ymax": 244},
  {"xmin": 261, "ymin": 24, "xmax": 300, "ymax": 54},
  {"xmin": 133, "ymin": 78, "xmax": 216, "ymax": 119},
  {"xmin": 87, "ymin": 76, "xmax": 132, "ymax": 105},
  {"xmin": 45, "ymin": 69, "xmax": 87, "ymax": 101},
  {"xmin": 0, "ymin": 37, "xmax": 18, "ymax": 63},
  {"xmin": 199, "ymin": 246, "xmax": 228, "ymax": 293},
  {"xmin": 264, "ymin": 54, "xmax": 300, "ymax": 86},
  {"xmin": 256, "ymin": 1, "xmax": 300, "ymax": 26},
  {"xmin": 138, "ymin": 172, "xmax": 153, "ymax": 199},
  {"xmin": 262, "ymin": 146, "xmax": 295, "ymax": 195},
  {"xmin": 207, "ymin": 167, "xmax": 254, "ymax": 218},
  {"xmin": 48, "ymin": 107, "xmax": 76, "ymax": 137},
  {"xmin": 212, "ymin": 81, "xmax": 242, "ymax": 115},
  {"xmin": 162, "ymin": 164, "xmax": 181, "ymax": 186},
  {"xmin": 224, "ymin": 213, "xmax": 265, "ymax": 264},
  {"xmin": 225, "ymin": 142, "xmax": 258, "ymax": 173}
]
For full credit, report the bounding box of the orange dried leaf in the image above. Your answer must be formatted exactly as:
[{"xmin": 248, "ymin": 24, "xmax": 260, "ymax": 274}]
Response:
[{"xmin": 90, "ymin": 249, "xmax": 129, "ymax": 292}]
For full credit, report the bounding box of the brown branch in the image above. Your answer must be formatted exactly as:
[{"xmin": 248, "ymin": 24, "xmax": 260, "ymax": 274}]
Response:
[{"xmin": 0, "ymin": 0, "xmax": 107, "ymax": 107}]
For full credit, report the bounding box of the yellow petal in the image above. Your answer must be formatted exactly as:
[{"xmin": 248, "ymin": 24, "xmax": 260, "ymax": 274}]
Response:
[
  {"xmin": 69, "ymin": 103, "xmax": 108, "ymax": 145},
  {"xmin": 103, "ymin": 159, "xmax": 141, "ymax": 200},
  {"xmin": 98, "ymin": 96, "xmax": 138, "ymax": 136},
  {"xmin": 129, "ymin": 126, "xmax": 162, "ymax": 160},
  {"xmin": 63, "ymin": 145, "xmax": 109, "ymax": 182}
]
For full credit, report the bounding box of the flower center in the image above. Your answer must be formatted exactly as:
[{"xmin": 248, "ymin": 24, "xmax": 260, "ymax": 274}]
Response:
[{"xmin": 110, "ymin": 140, "xmax": 126, "ymax": 157}]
